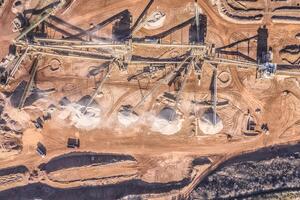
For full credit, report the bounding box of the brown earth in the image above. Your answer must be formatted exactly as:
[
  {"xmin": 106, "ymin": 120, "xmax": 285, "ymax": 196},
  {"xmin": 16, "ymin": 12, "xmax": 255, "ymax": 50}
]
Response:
[{"xmin": 0, "ymin": 0, "xmax": 300, "ymax": 199}]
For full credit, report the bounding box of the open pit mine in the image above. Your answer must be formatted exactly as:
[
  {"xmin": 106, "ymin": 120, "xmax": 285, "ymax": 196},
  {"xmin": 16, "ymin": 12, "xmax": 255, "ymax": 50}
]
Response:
[{"xmin": 0, "ymin": 0, "xmax": 300, "ymax": 199}]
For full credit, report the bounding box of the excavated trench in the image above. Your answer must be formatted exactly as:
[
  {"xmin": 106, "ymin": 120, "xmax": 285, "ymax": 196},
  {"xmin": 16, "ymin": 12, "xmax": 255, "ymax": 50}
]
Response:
[
  {"xmin": 0, "ymin": 165, "xmax": 28, "ymax": 187},
  {"xmin": 38, "ymin": 152, "xmax": 136, "ymax": 173},
  {"xmin": 0, "ymin": 165, "xmax": 28, "ymax": 177},
  {"xmin": 0, "ymin": 178, "xmax": 190, "ymax": 200},
  {"xmin": 0, "ymin": 156, "xmax": 214, "ymax": 199},
  {"xmin": 5, "ymin": 147, "xmax": 298, "ymax": 200},
  {"xmin": 192, "ymin": 157, "xmax": 211, "ymax": 166},
  {"xmin": 272, "ymin": 15, "xmax": 300, "ymax": 22}
]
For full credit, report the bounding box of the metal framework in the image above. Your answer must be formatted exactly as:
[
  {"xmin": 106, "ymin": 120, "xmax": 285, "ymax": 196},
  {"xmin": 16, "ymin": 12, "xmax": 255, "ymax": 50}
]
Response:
[
  {"xmin": 1, "ymin": 0, "xmax": 299, "ymax": 113},
  {"xmin": 18, "ymin": 57, "xmax": 40, "ymax": 109}
]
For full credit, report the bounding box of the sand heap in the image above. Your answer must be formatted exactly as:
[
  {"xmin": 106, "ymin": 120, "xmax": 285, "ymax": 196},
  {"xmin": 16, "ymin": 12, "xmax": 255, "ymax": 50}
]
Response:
[
  {"xmin": 58, "ymin": 96, "xmax": 101, "ymax": 130},
  {"xmin": 117, "ymin": 106, "xmax": 139, "ymax": 127},
  {"xmin": 68, "ymin": 104, "xmax": 101, "ymax": 130},
  {"xmin": 151, "ymin": 107, "xmax": 182, "ymax": 135},
  {"xmin": 144, "ymin": 11, "xmax": 166, "ymax": 30},
  {"xmin": 198, "ymin": 109, "xmax": 223, "ymax": 135}
]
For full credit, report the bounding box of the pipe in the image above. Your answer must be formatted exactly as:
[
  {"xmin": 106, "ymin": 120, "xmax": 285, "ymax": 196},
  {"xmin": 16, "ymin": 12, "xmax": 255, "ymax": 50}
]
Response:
[
  {"xmin": 133, "ymin": 43, "xmax": 206, "ymax": 48},
  {"xmin": 15, "ymin": 1, "xmax": 62, "ymax": 41},
  {"xmin": 28, "ymin": 38, "xmax": 206, "ymax": 48},
  {"xmin": 130, "ymin": 0, "xmax": 155, "ymax": 36},
  {"xmin": 6, "ymin": 47, "xmax": 29, "ymax": 84},
  {"xmin": 212, "ymin": 68, "xmax": 217, "ymax": 126},
  {"xmin": 132, "ymin": 56, "xmax": 191, "ymax": 111},
  {"xmin": 18, "ymin": 57, "xmax": 39, "ymax": 109},
  {"xmin": 82, "ymin": 60, "xmax": 116, "ymax": 113},
  {"xmin": 30, "ymin": 51, "xmax": 114, "ymax": 61},
  {"xmin": 28, "ymin": 44, "xmax": 113, "ymax": 57}
]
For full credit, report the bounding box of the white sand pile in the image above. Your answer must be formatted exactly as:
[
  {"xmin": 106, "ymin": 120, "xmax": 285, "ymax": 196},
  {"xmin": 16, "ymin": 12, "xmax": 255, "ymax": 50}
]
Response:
[
  {"xmin": 198, "ymin": 111, "xmax": 223, "ymax": 135},
  {"xmin": 59, "ymin": 103, "xmax": 101, "ymax": 130},
  {"xmin": 144, "ymin": 11, "xmax": 166, "ymax": 30},
  {"xmin": 151, "ymin": 117, "xmax": 182, "ymax": 135},
  {"xmin": 151, "ymin": 107, "xmax": 182, "ymax": 135},
  {"xmin": 117, "ymin": 109, "xmax": 139, "ymax": 127}
]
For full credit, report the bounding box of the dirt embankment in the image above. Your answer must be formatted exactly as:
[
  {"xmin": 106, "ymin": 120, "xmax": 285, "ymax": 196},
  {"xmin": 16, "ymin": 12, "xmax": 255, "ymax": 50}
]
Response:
[
  {"xmin": 2, "ymin": 142, "xmax": 300, "ymax": 199},
  {"xmin": 0, "ymin": 154, "xmax": 214, "ymax": 199},
  {"xmin": 0, "ymin": 165, "xmax": 29, "ymax": 191},
  {"xmin": 38, "ymin": 151, "xmax": 136, "ymax": 173}
]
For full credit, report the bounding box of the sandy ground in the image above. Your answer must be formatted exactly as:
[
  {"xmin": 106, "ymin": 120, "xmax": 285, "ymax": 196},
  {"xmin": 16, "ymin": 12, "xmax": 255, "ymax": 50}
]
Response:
[{"xmin": 0, "ymin": 0, "xmax": 300, "ymax": 198}]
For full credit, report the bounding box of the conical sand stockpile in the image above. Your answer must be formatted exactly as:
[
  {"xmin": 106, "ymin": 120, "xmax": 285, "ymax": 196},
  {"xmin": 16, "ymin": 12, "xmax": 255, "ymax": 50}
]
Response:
[
  {"xmin": 151, "ymin": 107, "xmax": 182, "ymax": 135},
  {"xmin": 58, "ymin": 96, "xmax": 102, "ymax": 130},
  {"xmin": 117, "ymin": 109, "xmax": 139, "ymax": 127},
  {"xmin": 198, "ymin": 109, "xmax": 223, "ymax": 135},
  {"xmin": 68, "ymin": 103, "xmax": 101, "ymax": 130}
]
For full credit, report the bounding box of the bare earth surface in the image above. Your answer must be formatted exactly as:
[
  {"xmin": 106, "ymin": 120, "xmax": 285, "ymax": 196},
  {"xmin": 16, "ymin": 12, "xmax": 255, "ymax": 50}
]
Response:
[{"xmin": 0, "ymin": 0, "xmax": 300, "ymax": 199}]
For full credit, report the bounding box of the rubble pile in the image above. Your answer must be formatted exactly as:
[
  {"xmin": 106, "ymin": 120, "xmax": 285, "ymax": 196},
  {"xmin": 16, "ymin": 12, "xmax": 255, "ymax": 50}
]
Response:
[
  {"xmin": 191, "ymin": 145, "xmax": 300, "ymax": 199},
  {"xmin": 0, "ymin": 97, "xmax": 23, "ymax": 154}
]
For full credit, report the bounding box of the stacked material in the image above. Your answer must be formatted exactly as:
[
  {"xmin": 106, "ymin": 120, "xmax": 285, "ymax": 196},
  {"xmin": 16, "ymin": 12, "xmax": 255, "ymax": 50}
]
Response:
[
  {"xmin": 11, "ymin": 0, "xmax": 25, "ymax": 14},
  {"xmin": 198, "ymin": 110, "xmax": 223, "ymax": 135},
  {"xmin": 59, "ymin": 103, "xmax": 101, "ymax": 130},
  {"xmin": 151, "ymin": 107, "xmax": 182, "ymax": 135},
  {"xmin": 117, "ymin": 108, "xmax": 139, "ymax": 127},
  {"xmin": 144, "ymin": 11, "xmax": 166, "ymax": 30},
  {"xmin": 69, "ymin": 104, "xmax": 101, "ymax": 130}
]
